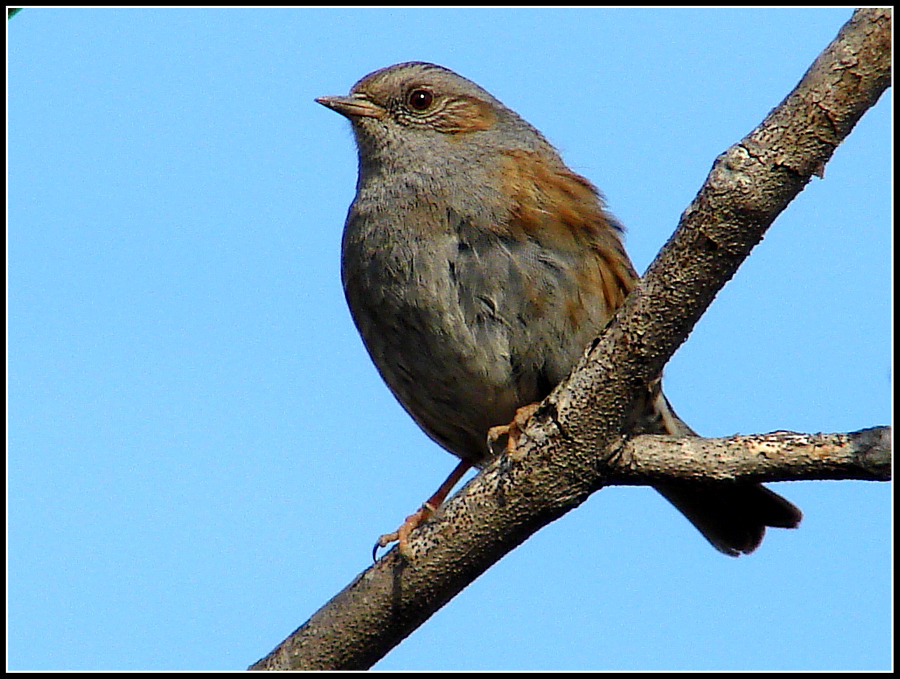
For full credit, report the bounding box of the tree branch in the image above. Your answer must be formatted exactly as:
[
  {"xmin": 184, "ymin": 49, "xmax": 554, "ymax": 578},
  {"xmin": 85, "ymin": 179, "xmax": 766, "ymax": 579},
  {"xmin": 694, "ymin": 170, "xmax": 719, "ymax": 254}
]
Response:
[
  {"xmin": 611, "ymin": 427, "xmax": 891, "ymax": 485},
  {"xmin": 249, "ymin": 8, "xmax": 891, "ymax": 672}
]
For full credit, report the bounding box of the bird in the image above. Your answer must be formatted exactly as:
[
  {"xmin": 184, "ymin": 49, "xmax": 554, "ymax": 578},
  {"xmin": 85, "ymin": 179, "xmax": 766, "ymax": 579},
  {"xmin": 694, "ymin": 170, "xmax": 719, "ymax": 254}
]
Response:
[{"xmin": 316, "ymin": 61, "xmax": 801, "ymax": 558}]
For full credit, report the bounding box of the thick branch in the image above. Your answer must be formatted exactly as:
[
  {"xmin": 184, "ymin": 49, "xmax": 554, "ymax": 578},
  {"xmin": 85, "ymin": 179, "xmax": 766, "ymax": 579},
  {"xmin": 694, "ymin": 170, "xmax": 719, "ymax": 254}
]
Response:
[{"xmin": 250, "ymin": 9, "xmax": 891, "ymax": 672}]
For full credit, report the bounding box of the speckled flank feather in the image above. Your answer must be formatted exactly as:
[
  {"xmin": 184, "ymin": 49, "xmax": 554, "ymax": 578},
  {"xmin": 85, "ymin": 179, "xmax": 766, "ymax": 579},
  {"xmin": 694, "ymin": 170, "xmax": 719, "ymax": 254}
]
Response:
[{"xmin": 498, "ymin": 149, "xmax": 637, "ymax": 317}]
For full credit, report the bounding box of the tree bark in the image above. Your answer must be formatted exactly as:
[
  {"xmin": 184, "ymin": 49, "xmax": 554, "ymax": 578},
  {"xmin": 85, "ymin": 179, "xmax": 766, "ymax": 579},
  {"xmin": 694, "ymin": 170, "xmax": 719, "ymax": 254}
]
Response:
[
  {"xmin": 610, "ymin": 427, "xmax": 891, "ymax": 485},
  {"xmin": 249, "ymin": 8, "xmax": 891, "ymax": 671}
]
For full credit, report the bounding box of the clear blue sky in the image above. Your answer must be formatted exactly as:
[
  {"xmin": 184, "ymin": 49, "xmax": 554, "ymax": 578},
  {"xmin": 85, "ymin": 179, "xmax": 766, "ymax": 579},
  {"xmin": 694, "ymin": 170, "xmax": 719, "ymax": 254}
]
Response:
[{"xmin": 8, "ymin": 8, "xmax": 890, "ymax": 672}]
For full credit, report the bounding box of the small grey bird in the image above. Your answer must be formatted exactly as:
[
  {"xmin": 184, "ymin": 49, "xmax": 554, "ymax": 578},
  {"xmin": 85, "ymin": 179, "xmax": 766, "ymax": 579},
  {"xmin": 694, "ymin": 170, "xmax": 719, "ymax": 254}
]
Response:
[{"xmin": 317, "ymin": 61, "xmax": 802, "ymax": 557}]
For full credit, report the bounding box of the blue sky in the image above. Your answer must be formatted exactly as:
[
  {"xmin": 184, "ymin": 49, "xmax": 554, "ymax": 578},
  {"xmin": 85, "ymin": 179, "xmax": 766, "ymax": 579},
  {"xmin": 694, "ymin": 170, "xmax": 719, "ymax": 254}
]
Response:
[{"xmin": 8, "ymin": 8, "xmax": 890, "ymax": 672}]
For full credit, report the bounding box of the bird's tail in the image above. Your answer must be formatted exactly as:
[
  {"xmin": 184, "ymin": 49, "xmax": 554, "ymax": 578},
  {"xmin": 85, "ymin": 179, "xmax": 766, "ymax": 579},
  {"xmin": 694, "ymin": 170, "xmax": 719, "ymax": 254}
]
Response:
[{"xmin": 646, "ymin": 392, "xmax": 802, "ymax": 556}]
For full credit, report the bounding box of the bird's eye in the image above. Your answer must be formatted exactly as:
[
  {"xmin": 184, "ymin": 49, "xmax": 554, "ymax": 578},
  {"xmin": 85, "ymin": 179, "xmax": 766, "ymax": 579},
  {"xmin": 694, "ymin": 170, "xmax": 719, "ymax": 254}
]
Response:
[{"xmin": 407, "ymin": 88, "xmax": 434, "ymax": 111}]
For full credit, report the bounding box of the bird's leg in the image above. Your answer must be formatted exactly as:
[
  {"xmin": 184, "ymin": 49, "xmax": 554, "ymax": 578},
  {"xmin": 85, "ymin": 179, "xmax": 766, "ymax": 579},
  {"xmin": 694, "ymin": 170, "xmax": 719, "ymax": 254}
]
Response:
[
  {"xmin": 487, "ymin": 402, "xmax": 541, "ymax": 458},
  {"xmin": 374, "ymin": 458, "xmax": 472, "ymax": 559}
]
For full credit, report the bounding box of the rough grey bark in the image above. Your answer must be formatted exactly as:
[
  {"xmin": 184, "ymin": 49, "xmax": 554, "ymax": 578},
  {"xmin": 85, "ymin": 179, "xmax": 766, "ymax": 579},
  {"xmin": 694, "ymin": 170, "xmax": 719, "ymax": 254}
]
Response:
[
  {"xmin": 611, "ymin": 427, "xmax": 891, "ymax": 484},
  {"xmin": 249, "ymin": 8, "xmax": 891, "ymax": 672}
]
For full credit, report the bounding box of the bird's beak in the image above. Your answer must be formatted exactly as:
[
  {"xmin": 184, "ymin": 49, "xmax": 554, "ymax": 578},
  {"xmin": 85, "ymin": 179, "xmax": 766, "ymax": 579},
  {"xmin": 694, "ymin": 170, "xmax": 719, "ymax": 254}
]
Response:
[{"xmin": 315, "ymin": 94, "xmax": 385, "ymax": 119}]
